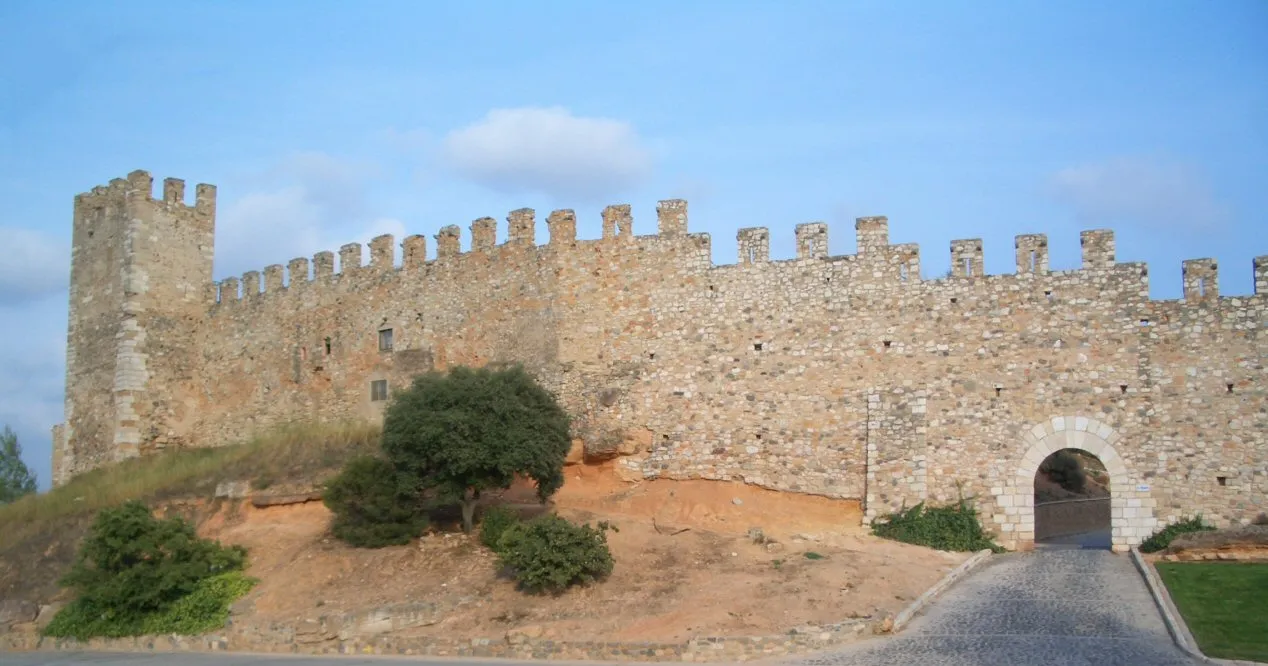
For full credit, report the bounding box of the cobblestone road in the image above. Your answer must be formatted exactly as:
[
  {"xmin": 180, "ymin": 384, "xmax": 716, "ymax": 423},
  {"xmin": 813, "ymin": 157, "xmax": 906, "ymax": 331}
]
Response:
[{"xmin": 789, "ymin": 548, "xmax": 1198, "ymax": 666}]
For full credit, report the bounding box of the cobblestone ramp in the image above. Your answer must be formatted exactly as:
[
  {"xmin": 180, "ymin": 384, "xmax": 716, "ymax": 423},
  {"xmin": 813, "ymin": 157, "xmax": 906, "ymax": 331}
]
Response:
[{"xmin": 790, "ymin": 550, "xmax": 1198, "ymax": 666}]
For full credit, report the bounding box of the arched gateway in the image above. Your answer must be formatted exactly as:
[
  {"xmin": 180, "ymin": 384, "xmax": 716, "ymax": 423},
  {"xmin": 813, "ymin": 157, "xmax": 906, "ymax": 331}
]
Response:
[{"xmin": 997, "ymin": 416, "xmax": 1158, "ymax": 552}]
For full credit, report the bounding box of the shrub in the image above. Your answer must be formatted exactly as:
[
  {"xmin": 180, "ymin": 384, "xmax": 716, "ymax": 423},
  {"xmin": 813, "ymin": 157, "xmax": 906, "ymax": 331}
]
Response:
[
  {"xmin": 324, "ymin": 456, "xmax": 427, "ymax": 548},
  {"xmin": 872, "ymin": 500, "xmax": 1005, "ymax": 553},
  {"xmin": 44, "ymin": 500, "xmax": 250, "ymax": 639},
  {"xmin": 46, "ymin": 571, "xmax": 256, "ymax": 639},
  {"xmin": 479, "ymin": 505, "xmax": 520, "ymax": 553},
  {"xmin": 1139, "ymin": 516, "xmax": 1217, "ymax": 553},
  {"xmin": 381, "ymin": 365, "xmax": 571, "ymax": 532},
  {"xmin": 1039, "ymin": 450, "xmax": 1086, "ymax": 493},
  {"xmin": 495, "ymin": 514, "xmax": 615, "ymax": 594}
]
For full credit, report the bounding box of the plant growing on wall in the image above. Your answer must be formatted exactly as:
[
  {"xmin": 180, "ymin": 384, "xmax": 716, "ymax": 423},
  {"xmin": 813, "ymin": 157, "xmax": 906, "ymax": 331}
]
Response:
[{"xmin": 381, "ymin": 364, "xmax": 571, "ymax": 533}]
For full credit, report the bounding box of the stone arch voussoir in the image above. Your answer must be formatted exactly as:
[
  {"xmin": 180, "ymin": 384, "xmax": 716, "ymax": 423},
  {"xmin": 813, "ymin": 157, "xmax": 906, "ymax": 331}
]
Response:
[{"xmin": 996, "ymin": 416, "xmax": 1156, "ymax": 553}]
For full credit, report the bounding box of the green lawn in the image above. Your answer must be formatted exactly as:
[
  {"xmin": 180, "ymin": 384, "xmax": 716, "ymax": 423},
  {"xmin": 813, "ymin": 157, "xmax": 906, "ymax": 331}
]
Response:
[{"xmin": 1154, "ymin": 561, "xmax": 1268, "ymax": 662}]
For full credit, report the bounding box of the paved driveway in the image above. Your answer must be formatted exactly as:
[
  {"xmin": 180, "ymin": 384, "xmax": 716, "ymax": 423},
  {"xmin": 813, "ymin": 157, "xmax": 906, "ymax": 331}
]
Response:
[{"xmin": 790, "ymin": 548, "xmax": 1198, "ymax": 666}]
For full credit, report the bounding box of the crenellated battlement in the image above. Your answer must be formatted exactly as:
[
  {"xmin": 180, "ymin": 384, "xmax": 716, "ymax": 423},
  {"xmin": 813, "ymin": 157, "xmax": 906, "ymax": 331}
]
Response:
[
  {"xmin": 76, "ymin": 169, "xmax": 217, "ymax": 218},
  {"xmin": 205, "ymin": 191, "xmax": 1268, "ymax": 310}
]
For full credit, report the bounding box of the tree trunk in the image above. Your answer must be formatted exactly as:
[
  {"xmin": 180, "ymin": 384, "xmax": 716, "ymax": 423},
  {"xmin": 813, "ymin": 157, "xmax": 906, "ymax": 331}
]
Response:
[{"xmin": 461, "ymin": 488, "xmax": 480, "ymax": 533}]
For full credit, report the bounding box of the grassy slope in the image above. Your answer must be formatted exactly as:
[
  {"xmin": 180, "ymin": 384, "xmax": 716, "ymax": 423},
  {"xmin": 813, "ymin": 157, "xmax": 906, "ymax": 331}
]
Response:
[
  {"xmin": 0, "ymin": 422, "xmax": 380, "ymax": 605},
  {"xmin": 1155, "ymin": 562, "xmax": 1268, "ymax": 662}
]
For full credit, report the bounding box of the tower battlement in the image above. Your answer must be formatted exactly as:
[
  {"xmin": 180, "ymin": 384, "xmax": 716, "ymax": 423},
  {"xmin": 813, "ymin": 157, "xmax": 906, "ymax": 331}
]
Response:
[{"xmin": 54, "ymin": 170, "xmax": 1268, "ymax": 553}]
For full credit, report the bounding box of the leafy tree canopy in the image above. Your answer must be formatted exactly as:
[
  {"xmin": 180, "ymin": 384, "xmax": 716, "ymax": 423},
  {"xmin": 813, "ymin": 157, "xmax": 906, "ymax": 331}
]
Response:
[
  {"xmin": 381, "ymin": 365, "xmax": 571, "ymax": 532},
  {"xmin": 0, "ymin": 425, "xmax": 37, "ymax": 504}
]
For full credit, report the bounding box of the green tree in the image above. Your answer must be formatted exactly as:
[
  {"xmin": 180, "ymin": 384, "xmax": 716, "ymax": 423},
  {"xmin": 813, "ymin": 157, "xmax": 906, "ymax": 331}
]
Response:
[
  {"xmin": 0, "ymin": 425, "xmax": 37, "ymax": 504},
  {"xmin": 381, "ymin": 365, "xmax": 571, "ymax": 533}
]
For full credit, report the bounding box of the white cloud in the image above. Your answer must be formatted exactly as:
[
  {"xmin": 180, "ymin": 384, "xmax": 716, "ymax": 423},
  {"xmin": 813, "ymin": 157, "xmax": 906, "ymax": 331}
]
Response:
[
  {"xmin": 442, "ymin": 107, "xmax": 653, "ymax": 201},
  {"xmin": 0, "ymin": 227, "xmax": 69, "ymax": 305},
  {"xmin": 215, "ymin": 153, "xmax": 408, "ymax": 280},
  {"xmin": 1047, "ymin": 158, "xmax": 1228, "ymax": 230}
]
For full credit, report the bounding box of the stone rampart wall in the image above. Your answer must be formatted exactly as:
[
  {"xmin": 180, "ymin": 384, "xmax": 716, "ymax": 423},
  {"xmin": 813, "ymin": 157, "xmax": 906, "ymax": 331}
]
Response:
[{"xmin": 56, "ymin": 171, "xmax": 1268, "ymax": 551}]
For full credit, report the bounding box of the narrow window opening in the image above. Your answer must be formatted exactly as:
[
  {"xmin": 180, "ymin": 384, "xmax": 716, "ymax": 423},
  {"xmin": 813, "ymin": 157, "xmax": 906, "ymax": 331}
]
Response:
[
  {"xmin": 1044, "ymin": 290, "xmax": 1053, "ymax": 302},
  {"xmin": 1226, "ymin": 383, "xmax": 1234, "ymax": 393},
  {"xmin": 300, "ymin": 347, "xmax": 308, "ymax": 362},
  {"xmin": 370, "ymin": 379, "xmax": 388, "ymax": 402},
  {"xmin": 962, "ymin": 257, "xmax": 972, "ymax": 276},
  {"xmin": 324, "ymin": 337, "xmax": 332, "ymax": 355},
  {"xmin": 1216, "ymin": 476, "xmax": 1227, "ymax": 487},
  {"xmin": 950, "ymin": 297, "xmax": 958, "ymax": 304},
  {"xmin": 1120, "ymin": 384, "xmax": 1128, "ymax": 394},
  {"xmin": 899, "ymin": 265, "xmax": 909, "ymax": 282},
  {"xmin": 1139, "ymin": 319, "xmax": 1150, "ymax": 327},
  {"xmin": 995, "ymin": 386, "xmax": 1002, "ymax": 397},
  {"xmin": 378, "ymin": 328, "xmax": 394, "ymax": 352},
  {"xmin": 1197, "ymin": 277, "xmax": 1206, "ymax": 297},
  {"xmin": 662, "ymin": 434, "xmax": 669, "ymax": 441},
  {"xmin": 755, "ymin": 434, "xmax": 762, "ymax": 440},
  {"xmin": 648, "ymin": 352, "xmax": 655, "ymax": 360},
  {"xmin": 882, "ymin": 340, "xmax": 892, "ymax": 349},
  {"xmin": 709, "ymin": 285, "xmax": 715, "ymax": 291},
  {"xmin": 1029, "ymin": 250, "xmax": 1037, "ymax": 272},
  {"xmin": 753, "ymin": 342, "xmax": 763, "ymax": 351}
]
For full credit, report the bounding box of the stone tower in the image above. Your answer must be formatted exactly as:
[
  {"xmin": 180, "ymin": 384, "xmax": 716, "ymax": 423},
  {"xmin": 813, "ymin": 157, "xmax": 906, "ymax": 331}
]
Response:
[{"xmin": 51, "ymin": 170, "xmax": 216, "ymax": 485}]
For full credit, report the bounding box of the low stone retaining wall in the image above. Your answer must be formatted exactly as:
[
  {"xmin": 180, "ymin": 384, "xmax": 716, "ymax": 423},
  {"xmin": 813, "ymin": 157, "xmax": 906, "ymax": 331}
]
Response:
[
  {"xmin": 2, "ymin": 615, "xmax": 880, "ymax": 662},
  {"xmin": 1034, "ymin": 497, "xmax": 1109, "ymax": 541}
]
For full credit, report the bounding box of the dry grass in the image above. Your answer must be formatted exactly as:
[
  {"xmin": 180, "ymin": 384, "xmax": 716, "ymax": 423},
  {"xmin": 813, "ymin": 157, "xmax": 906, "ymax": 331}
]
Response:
[{"xmin": 0, "ymin": 421, "xmax": 380, "ymax": 603}]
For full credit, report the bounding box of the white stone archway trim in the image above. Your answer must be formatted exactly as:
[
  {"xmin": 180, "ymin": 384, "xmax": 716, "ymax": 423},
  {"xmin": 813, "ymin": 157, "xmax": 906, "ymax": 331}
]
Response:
[{"xmin": 996, "ymin": 416, "xmax": 1158, "ymax": 553}]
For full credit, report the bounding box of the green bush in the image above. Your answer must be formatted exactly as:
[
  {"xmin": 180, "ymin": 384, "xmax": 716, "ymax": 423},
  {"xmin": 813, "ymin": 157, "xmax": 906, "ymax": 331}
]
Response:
[
  {"xmin": 46, "ymin": 572, "xmax": 256, "ymax": 639},
  {"xmin": 1039, "ymin": 450, "xmax": 1086, "ymax": 493},
  {"xmin": 495, "ymin": 514, "xmax": 615, "ymax": 594},
  {"xmin": 872, "ymin": 500, "xmax": 1005, "ymax": 553},
  {"xmin": 479, "ymin": 505, "xmax": 520, "ymax": 553},
  {"xmin": 324, "ymin": 456, "xmax": 428, "ymax": 548},
  {"xmin": 381, "ymin": 365, "xmax": 572, "ymax": 532},
  {"xmin": 1139, "ymin": 516, "xmax": 1217, "ymax": 553},
  {"xmin": 43, "ymin": 500, "xmax": 251, "ymax": 639}
]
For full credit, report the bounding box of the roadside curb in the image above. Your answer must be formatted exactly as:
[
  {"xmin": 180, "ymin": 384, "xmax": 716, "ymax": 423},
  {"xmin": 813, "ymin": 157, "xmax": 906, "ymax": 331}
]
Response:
[
  {"xmin": 1129, "ymin": 547, "xmax": 1264, "ymax": 666},
  {"xmin": 891, "ymin": 548, "xmax": 992, "ymax": 633}
]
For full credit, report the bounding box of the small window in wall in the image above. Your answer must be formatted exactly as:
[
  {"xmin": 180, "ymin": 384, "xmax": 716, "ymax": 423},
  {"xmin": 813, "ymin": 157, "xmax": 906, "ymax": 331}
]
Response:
[
  {"xmin": 378, "ymin": 328, "xmax": 394, "ymax": 352},
  {"xmin": 370, "ymin": 379, "xmax": 389, "ymax": 402},
  {"xmin": 324, "ymin": 337, "xmax": 332, "ymax": 355}
]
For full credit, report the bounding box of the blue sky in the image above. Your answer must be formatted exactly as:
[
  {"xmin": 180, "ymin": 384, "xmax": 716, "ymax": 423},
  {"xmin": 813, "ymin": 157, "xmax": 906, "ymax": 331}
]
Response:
[{"xmin": 1, "ymin": 0, "xmax": 1265, "ymax": 490}]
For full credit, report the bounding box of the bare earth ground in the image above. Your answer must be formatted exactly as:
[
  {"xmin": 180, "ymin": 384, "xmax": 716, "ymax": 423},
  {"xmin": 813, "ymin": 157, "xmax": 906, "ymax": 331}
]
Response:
[{"xmin": 194, "ymin": 461, "xmax": 967, "ymax": 644}]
